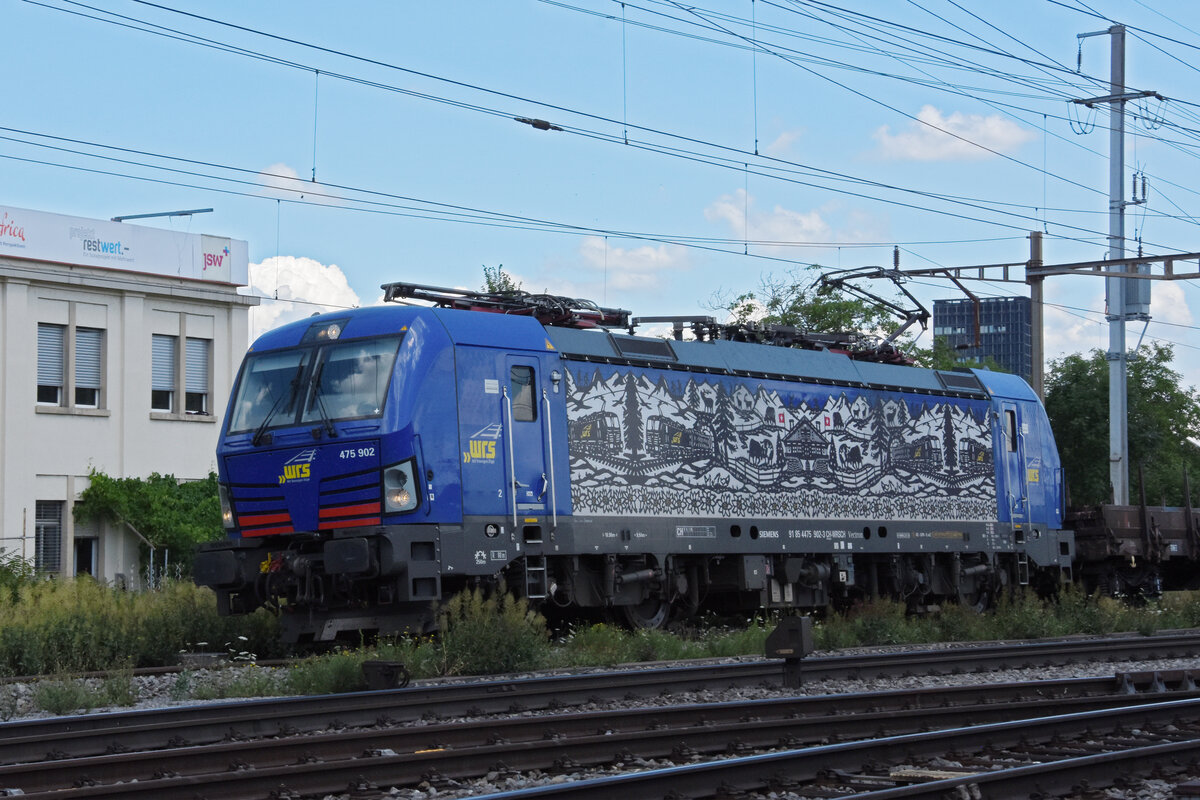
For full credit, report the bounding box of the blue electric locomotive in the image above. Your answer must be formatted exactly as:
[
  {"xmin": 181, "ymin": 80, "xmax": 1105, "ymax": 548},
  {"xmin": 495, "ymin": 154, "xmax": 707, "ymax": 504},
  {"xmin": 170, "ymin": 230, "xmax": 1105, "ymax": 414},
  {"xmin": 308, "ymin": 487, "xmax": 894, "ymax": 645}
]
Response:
[{"xmin": 194, "ymin": 283, "xmax": 1074, "ymax": 641}]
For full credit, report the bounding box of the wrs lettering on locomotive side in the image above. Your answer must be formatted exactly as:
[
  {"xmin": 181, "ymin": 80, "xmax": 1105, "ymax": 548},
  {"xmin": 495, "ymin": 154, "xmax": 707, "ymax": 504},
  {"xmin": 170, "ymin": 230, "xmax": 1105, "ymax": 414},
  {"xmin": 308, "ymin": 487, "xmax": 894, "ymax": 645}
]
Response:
[
  {"xmin": 278, "ymin": 463, "xmax": 311, "ymax": 484},
  {"xmin": 464, "ymin": 438, "xmax": 496, "ymax": 463},
  {"xmin": 278, "ymin": 449, "xmax": 317, "ymax": 484}
]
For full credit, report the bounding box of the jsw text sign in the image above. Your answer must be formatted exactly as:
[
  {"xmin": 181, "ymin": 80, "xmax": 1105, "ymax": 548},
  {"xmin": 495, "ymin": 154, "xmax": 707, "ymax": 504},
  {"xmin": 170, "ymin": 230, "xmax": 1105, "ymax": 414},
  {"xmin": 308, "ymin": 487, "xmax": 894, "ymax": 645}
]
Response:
[{"xmin": 0, "ymin": 204, "xmax": 248, "ymax": 285}]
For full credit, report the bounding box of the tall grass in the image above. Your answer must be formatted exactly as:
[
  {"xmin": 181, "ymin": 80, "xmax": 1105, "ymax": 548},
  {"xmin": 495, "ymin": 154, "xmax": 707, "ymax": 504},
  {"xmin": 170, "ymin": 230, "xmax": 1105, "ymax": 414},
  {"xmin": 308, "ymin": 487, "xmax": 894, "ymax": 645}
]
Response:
[
  {"xmin": 0, "ymin": 578, "xmax": 281, "ymax": 676},
  {"xmin": 8, "ymin": 580, "xmax": 1200, "ymax": 700}
]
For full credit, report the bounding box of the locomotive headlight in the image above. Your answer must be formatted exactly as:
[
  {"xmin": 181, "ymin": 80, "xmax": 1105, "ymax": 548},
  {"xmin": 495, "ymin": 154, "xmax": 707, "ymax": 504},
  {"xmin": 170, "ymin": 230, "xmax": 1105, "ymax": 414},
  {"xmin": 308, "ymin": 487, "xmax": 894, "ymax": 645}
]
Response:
[
  {"xmin": 218, "ymin": 483, "xmax": 235, "ymax": 529},
  {"xmin": 383, "ymin": 458, "xmax": 419, "ymax": 513}
]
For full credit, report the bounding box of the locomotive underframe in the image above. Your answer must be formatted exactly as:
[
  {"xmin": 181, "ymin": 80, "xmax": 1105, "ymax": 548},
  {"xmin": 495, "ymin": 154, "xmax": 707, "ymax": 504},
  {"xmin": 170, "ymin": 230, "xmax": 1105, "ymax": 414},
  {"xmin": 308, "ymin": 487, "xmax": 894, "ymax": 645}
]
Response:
[{"xmin": 195, "ymin": 511, "xmax": 1075, "ymax": 642}]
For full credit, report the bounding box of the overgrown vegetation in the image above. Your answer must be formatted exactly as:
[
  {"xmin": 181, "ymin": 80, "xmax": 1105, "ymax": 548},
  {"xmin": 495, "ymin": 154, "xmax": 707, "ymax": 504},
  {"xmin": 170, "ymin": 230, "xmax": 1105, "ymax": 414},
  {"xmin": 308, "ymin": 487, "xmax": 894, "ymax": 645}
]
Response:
[
  {"xmin": 73, "ymin": 470, "xmax": 225, "ymax": 575},
  {"xmin": 0, "ymin": 550, "xmax": 36, "ymax": 603},
  {"xmin": 12, "ymin": 584, "xmax": 1200, "ymax": 715},
  {"xmin": 0, "ymin": 578, "xmax": 281, "ymax": 676}
]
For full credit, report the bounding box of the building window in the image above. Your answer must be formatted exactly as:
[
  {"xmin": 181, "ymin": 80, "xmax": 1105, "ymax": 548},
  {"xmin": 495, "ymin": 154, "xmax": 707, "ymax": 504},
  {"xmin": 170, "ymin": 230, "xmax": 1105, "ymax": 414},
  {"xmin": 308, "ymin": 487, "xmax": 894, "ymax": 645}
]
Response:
[
  {"xmin": 37, "ymin": 323, "xmax": 65, "ymax": 405},
  {"xmin": 152, "ymin": 334, "xmax": 177, "ymax": 412},
  {"xmin": 38, "ymin": 322, "xmax": 106, "ymax": 409},
  {"xmin": 35, "ymin": 500, "xmax": 63, "ymax": 574},
  {"xmin": 75, "ymin": 327, "xmax": 103, "ymax": 408},
  {"xmin": 185, "ymin": 337, "xmax": 211, "ymax": 415}
]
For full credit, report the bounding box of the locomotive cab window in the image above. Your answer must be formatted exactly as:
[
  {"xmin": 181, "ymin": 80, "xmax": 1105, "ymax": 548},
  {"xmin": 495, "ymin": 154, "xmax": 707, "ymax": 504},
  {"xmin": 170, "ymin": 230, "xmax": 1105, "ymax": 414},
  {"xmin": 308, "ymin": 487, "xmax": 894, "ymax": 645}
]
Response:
[
  {"xmin": 510, "ymin": 366, "xmax": 536, "ymax": 422},
  {"xmin": 303, "ymin": 336, "xmax": 400, "ymax": 423},
  {"xmin": 1004, "ymin": 409, "xmax": 1018, "ymax": 452},
  {"xmin": 227, "ymin": 335, "xmax": 402, "ymax": 435},
  {"xmin": 227, "ymin": 349, "xmax": 312, "ymax": 434}
]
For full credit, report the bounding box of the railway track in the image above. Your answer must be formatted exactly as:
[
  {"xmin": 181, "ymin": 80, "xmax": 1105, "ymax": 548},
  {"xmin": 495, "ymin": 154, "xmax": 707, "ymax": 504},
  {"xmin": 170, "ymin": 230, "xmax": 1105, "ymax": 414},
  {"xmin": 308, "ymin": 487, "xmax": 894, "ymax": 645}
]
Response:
[
  {"xmin": 1, "ymin": 633, "xmax": 1199, "ymax": 799},
  {"xmin": 479, "ymin": 695, "xmax": 1200, "ymax": 800}
]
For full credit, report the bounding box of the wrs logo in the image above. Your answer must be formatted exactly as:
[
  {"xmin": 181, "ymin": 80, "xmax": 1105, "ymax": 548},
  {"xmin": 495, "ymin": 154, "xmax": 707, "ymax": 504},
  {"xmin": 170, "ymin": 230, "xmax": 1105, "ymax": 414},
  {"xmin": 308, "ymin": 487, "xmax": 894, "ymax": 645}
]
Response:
[
  {"xmin": 462, "ymin": 424, "xmax": 501, "ymax": 464},
  {"xmin": 278, "ymin": 449, "xmax": 317, "ymax": 484},
  {"xmin": 203, "ymin": 246, "xmax": 231, "ymax": 271},
  {"xmin": 0, "ymin": 212, "xmax": 26, "ymax": 244}
]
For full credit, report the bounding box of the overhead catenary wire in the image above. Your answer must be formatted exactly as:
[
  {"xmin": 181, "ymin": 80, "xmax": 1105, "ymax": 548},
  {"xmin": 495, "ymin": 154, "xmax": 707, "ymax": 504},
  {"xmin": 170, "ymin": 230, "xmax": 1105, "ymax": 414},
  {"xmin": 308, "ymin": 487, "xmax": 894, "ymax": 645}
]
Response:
[
  {"xmin": 17, "ymin": 0, "xmax": 1197, "ymax": 252},
  {"xmin": 8, "ymin": 0, "xmax": 1200, "ymax": 360},
  {"xmin": 32, "ymin": 0, "xmax": 1200, "ymax": 234}
]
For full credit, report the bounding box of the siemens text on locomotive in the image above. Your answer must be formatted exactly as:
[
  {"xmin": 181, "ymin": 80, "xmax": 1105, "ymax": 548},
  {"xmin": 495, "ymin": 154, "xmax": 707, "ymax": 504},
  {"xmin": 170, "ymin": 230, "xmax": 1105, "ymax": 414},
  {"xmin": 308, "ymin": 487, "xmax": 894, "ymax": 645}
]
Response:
[{"xmin": 195, "ymin": 282, "xmax": 1081, "ymax": 642}]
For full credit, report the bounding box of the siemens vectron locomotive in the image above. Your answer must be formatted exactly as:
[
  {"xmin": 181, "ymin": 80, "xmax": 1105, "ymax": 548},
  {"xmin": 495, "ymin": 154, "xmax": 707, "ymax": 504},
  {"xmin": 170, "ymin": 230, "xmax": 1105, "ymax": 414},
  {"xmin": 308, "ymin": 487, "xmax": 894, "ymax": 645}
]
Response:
[{"xmin": 194, "ymin": 283, "xmax": 1075, "ymax": 642}]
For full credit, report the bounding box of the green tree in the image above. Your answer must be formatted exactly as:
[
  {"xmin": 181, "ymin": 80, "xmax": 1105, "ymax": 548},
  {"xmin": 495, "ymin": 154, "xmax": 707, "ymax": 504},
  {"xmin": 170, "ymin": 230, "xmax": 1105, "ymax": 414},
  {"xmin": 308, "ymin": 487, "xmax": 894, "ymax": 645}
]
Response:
[
  {"xmin": 921, "ymin": 335, "xmax": 1007, "ymax": 373},
  {"xmin": 717, "ymin": 268, "xmax": 1017, "ymax": 373},
  {"xmin": 719, "ymin": 266, "xmax": 901, "ymax": 335},
  {"xmin": 73, "ymin": 471, "xmax": 223, "ymax": 575},
  {"xmin": 1044, "ymin": 342, "xmax": 1200, "ymax": 506},
  {"xmin": 482, "ymin": 265, "xmax": 522, "ymax": 293}
]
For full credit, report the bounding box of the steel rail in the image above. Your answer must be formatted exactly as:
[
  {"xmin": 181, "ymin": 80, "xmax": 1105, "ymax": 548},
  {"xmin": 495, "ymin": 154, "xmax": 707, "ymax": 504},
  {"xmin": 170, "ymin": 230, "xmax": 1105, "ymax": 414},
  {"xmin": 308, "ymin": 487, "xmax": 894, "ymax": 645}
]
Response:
[
  {"xmin": 1, "ymin": 633, "xmax": 1197, "ymax": 766},
  {"xmin": 2, "ymin": 671, "xmax": 1197, "ymax": 798},
  {"xmin": 458, "ymin": 696, "xmax": 1200, "ymax": 799},
  {"xmin": 836, "ymin": 738, "xmax": 1200, "ymax": 798}
]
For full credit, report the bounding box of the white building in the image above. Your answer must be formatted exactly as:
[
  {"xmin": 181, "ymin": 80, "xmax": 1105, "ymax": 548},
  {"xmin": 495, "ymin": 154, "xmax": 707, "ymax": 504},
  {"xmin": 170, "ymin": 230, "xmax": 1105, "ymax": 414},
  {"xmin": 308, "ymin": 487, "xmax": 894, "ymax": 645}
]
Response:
[{"xmin": 0, "ymin": 204, "xmax": 258, "ymax": 585}]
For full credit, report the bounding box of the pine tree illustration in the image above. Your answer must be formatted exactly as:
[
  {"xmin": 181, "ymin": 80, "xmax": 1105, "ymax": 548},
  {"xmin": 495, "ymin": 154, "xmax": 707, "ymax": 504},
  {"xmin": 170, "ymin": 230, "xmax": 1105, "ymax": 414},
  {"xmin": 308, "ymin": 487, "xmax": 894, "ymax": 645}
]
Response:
[
  {"xmin": 623, "ymin": 373, "xmax": 643, "ymax": 458},
  {"xmin": 942, "ymin": 405, "xmax": 958, "ymax": 471}
]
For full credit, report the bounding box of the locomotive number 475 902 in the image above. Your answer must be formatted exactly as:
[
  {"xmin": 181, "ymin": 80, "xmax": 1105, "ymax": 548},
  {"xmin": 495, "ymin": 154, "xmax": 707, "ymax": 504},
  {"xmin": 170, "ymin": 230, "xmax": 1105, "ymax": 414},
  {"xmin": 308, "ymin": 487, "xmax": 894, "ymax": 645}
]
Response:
[{"xmin": 339, "ymin": 447, "xmax": 376, "ymax": 459}]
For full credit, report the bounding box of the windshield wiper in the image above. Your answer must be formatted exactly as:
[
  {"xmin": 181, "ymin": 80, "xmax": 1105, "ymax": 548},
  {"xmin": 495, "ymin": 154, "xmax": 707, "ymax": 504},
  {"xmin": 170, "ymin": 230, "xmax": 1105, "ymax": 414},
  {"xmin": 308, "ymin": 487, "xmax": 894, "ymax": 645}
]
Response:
[
  {"xmin": 307, "ymin": 360, "xmax": 338, "ymax": 439},
  {"xmin": 252, "ymin": 363, "xmax": 305, "ymax": 446}
]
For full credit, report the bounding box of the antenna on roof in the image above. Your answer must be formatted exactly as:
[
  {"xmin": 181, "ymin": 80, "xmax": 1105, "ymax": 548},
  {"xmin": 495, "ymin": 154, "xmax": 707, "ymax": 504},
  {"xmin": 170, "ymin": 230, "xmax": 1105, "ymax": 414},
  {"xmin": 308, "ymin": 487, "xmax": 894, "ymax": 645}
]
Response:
[{"xmin": 110, "ymin": 208, "xmax": 213, "ymax": 222}]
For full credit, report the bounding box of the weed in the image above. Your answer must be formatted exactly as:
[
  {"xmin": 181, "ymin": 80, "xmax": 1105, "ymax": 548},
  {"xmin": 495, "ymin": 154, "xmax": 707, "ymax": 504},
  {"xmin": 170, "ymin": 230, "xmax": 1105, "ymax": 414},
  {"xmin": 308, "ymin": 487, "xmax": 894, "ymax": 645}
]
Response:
[
  {"xmin": 0, "ymin": 685, "xmax": 17, "ymax": 721},
  {"xmin": 170, "ymin": 670, "xmax": 194, "ymax": 701},
  {"xmin": 0, "ymin": 578, "xmax": 282, "ymax": 677},
  {"xmin": 437, "ymin": 586, "xmax": 550, "ymax": 676},
  {"xmin": 222, "ymin": 668, "xmax": 284, "ymax": 698},
  {"xmin": 285, "ymin": 652, "xmax": 368, "ymax": 695},
  {"xmin": 96, "ymin": 665, "xmax": 137, "ymax": 707},
  {"xmin": 557, "ymin": 623, "xmax": 632, "ymax": 666},
  {"xmin": 33, "ymin": 676, "xmax": 95, "ymax": 716}
]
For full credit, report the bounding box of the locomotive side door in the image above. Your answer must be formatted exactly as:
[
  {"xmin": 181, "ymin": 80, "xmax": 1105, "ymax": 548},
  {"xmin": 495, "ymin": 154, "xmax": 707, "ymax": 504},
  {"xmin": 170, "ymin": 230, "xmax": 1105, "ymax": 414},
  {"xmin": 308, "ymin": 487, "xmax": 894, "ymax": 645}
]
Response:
[
  {"xmin": 503, "ymin": 355, "xmax": 550, "ymax": 532},
  {"xmin": 999, "ymin": 403, "xmax": 1028, "ymax": 523}
]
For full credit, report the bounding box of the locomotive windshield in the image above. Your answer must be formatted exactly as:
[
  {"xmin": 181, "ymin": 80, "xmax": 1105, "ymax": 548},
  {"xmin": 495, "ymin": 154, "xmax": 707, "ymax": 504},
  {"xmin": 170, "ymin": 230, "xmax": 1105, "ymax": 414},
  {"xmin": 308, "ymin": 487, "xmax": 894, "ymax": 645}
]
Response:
[
  {"xmin": 302, "ymin": 338, "xmax": 398, "ymax": 423},
  {"xmin": 227, "ymin": 335, "xmax": 402, "ymax": 435}
]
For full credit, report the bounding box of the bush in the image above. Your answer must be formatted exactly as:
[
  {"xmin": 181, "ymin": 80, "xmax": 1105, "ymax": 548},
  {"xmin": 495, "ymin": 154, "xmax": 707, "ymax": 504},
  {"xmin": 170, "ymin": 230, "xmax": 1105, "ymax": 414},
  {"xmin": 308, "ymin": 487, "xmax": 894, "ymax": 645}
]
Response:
[
  {"xmin": 33, "ymin": 677, "xmax": 96, "ymax": 716},
  {"xmin": 437, "ymin": 587, "xmax": 550, "ymax": 676},
  {"xmin": 285, "ymin": 651, "xmax": 370, "ymax": 695},
  {"xmin": 0, "ymin": 551, "xmax": 35, "ymax": 603}
]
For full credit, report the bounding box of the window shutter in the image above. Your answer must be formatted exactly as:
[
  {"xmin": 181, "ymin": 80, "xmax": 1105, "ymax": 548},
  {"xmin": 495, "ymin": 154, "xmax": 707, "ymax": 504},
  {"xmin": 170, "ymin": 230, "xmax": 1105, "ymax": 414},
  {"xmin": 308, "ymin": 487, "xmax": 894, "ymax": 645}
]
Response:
[
  {"xmin": 38, "ymin": 324, "xmax": 65, "ymax": 387},
  {"xmin": 152, "ymin": 335, "xmax": 176, "ymax": 391},
  {"xmin": 185, "ymin": 338, "xmax": 209, "ymax": 393},
  {"xmin": 75, "ymin": 328, "xmax": 102, "ymax": 389},
  {"xmin": 35, "ymin": 500, "xmax": 63, "ymax": 573}
]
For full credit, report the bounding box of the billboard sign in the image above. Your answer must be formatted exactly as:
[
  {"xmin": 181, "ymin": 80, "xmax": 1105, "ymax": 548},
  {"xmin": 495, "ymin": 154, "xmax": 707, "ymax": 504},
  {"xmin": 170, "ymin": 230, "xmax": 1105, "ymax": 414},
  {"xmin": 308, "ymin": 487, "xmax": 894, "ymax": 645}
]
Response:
[{"xmin": 0, "ymin": 205, "xmax": 248, "ymax": 286}]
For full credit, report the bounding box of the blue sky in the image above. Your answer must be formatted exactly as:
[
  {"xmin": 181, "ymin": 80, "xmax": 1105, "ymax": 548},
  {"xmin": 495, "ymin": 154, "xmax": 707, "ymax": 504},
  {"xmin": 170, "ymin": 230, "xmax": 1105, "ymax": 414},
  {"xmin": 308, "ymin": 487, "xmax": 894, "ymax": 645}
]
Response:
[{"xmin": 5, "ymin": 0, "xmax": 1200, "ymax": 388}]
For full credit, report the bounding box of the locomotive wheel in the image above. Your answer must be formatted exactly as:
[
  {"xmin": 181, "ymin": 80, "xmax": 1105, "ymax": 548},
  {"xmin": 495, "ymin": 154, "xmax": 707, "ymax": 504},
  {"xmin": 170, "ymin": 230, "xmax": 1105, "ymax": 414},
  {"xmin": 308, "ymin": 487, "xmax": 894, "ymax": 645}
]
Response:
[
  {"xmin": 619, "ymin": 597, "xmax": 670, "ymax": 630},
  {"xmin": 956, "ymin": 584, "xmax": 990, "ymax": 613}
]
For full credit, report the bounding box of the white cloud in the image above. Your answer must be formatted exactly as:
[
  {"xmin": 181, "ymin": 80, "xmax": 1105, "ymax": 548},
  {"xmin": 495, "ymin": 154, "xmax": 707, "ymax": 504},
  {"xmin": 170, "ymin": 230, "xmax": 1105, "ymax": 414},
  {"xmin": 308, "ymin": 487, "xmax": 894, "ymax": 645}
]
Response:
[
  {"xmin": 1150, "ymin": 280, "xmax": 1194, "ymax": 327},
  {"xmin": 765, "ymin": 129, "xmax": 803, "ymax": 156},
  {"xmin": 705, "ymin": 189, "xmax": 832, "ymax": 245},
  {"xmin": 703, "ymin": 189, "xmax": 891, "ymax": 253},
  {"xmin": 577, "ymin": 236, "xmax": 689, "ymax": 291},
  {"xmin": 257, "ymin": 162, "xmax": 342, "ymax": 205},
  {"xmin": 873, "ymin": 105, "xmax": 1035, "ymax": 161},
  {"xmin": 244, "ymin": 256, "xmax": 363, "ymax": 340}
]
